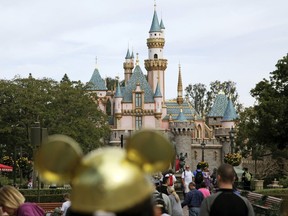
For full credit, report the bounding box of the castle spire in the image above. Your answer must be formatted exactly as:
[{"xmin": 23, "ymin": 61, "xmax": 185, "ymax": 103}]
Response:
[
  {"xmin": 149, "ymin": 1, "xmax": 161, "ymax": 33},
  {"xmin": 177, "ymin": 64, "xmax": 183, "ymax": 105},
  {"xmin": 95, "ymin": 56, "xmax": 98, "ymax": 69},
  {"xmin": 136, "ymin": 53, "xmax": 139, "ymax": 66}
]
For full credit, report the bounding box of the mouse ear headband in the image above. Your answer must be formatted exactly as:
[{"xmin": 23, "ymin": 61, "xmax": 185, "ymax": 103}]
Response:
[{"xmin": 35, "ymin": 130, "xmax": 175, "ymax": 213}]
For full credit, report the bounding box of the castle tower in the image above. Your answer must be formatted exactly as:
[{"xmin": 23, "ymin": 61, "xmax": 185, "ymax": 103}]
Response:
[
  {"xmin": 154, "ymin": 82, "xmax": 162, "ymax": 125},
  {"xmin": 144, "ymin": 3, "xmax": 167, "ymax": 102},
  {"xmin": 177, "ymin": 64, "xmax": 184, "ymax": 105},
  {"xmin": 170, "ymin": 109, "xmax": 194, "ymax": 167},
  {"xmin": 88, "ymin": 62, "xmax": 107, "ymax": 113},
  {"xmin": 114, "ymin": 82, "xmax": 123, "ymax": 127},
  {"xmin": 123, "ymin": 48, "xmax": 134, "ymax": 85}
]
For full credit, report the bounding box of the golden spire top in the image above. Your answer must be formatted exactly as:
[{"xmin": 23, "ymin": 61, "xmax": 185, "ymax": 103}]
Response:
[
  {"xmin": 178, "ymin": 63, "xmax": 183, "ymax": 91},
  {"xmin": 136, "ymin": 53, "xmax": 139, "ymax": 65},
  {"xmin": 177, "ymin": 63, "xmax": 183, "ymax": 105}
]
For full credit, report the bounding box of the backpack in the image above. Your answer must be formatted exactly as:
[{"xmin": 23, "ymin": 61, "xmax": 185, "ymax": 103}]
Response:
[
  {"xmin": 195, "ymin": 170, "xmax": 203, "ymax": 184},
  {"xmin": 153, "ymin": 191, "xmax": 167, "ymax": 213}
]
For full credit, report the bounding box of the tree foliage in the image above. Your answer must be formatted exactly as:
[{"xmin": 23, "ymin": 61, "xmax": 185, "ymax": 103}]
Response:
[
  {"xmin": 236, "ymin": 54, "xmax": 288, "ymax": 162},
  {"xmin": 250, "ymin": 54, "xmax": 288, "ymax": 150},
  {"xmin": 0, "ymin": 75, "xmax": 110, "ymax": 157},
  {"xmin": 185, "ymin": 80, "xmax": 243, "ymax": 116}
]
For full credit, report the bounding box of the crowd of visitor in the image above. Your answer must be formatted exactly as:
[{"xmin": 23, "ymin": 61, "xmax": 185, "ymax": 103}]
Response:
[{"xmin": 0, "ymin": 164, "xmax": 255, "ymax": 216}]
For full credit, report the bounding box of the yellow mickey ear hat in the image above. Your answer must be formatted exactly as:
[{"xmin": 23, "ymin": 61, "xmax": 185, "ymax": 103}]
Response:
[{"xmin": 35, "ymin": 130, "xmax": 175, "ymax": 213}]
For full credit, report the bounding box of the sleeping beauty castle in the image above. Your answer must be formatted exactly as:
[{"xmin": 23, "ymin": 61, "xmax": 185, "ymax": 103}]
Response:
[{"xmin": 87, "ymin": 3, "xmax": 238, "ymax": 169}]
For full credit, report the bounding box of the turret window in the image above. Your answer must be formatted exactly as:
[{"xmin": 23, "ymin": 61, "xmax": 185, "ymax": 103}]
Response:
[
  {"xmin": 135, "ymin": 93, "xmax": 142, "ymax": 107},
  {"xmin": 154, "ymin": 54, "xmax": 158, "ymax": 59}
]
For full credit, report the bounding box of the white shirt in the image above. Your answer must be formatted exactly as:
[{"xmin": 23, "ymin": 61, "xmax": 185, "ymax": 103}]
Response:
[
  {"xmin": 61, "ymin": 200, "xmax": 71, "ymax": 216},
  {"xmin": 182, "ymin": 170, "xmax": 194, "ymax": 193}
]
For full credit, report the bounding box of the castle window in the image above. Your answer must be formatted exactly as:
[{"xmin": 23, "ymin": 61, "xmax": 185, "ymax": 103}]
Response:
[
  {"xmin": 135, "ymin": 93, "xmax": 142, "ymax": 107},
  {"xmin": 135, "ymin": 116, "xmax": 142, "ymax": 130},
  {"xmin": 154, "ymin": 33, "xmax": 157, "ymax": 36},
  {"xmin": 154, "ymin": 54, "xmax": 158, "ymax": 59}
]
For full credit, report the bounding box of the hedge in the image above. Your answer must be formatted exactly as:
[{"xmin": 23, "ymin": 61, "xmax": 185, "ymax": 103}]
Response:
[{"xmin": 19, "ymin": 188, "xmax": 71, "ymax": 203}]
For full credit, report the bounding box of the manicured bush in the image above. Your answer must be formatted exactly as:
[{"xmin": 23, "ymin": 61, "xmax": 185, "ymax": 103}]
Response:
[{"xmin": 19, "ymin": 188, "xmax": 71, "ymax": 203}]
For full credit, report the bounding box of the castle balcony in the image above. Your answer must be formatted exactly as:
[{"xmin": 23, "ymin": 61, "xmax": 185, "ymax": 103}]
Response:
[{"xmin": 214, "ymin": 127, "xmax": 230, "ymax": 138}]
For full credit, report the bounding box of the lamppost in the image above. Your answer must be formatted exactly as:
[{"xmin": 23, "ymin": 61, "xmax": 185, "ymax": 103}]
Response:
[
  {"xmin": 229, "ymin": 127, "xmax": 235, "ymax": 154},
  {"xmin": 120, "ymin": 130, "xmax": 129, "ymax": 148},
  {"xmin": 31, "ymin": 122, "xmax": 48, "ymax": 202},
  {"xmin": 201, "ymin": 139, "xmax": 206, "ymax": 162}
]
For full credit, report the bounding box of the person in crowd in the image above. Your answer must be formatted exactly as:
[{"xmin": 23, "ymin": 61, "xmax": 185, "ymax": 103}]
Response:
[
  {"xmin": 242, "ymin": 168, "xmax": 252, "ymax": 191},
  {"xmin": 198, "ymin": 182, "xmax": 210, "ymax": 198},
  {"xmin": 200, "ymin": 164, "xmax": 254, "ymax": 216},
  {"xmin": 210, "ymin": 168, "xmax": 217, "ymax": 190},
  {"xmin": 162, "ymin": 169, "xmax": 177, "ymax": 188},
  {"xmin": 193, "ymin": 165, "xmax": 204, "ymax": 189},
  {"xmin": 61, "ymin": 193, "xmax": 71, "ymax": 216},
  {"xmin": 157, "ymin": 175, "xmax": 169, "ymax": 195},
  {"xmin": 167, "ymin": 187, "xmax": 183, "ymax": 216},
  {"xmin": 181, "ymin": 182, "xmax": 204, "ymax": 216},
  {"xmin": 154, "ymin": 185, "xmax": 173, "ymax": 216},
  {"xmin": 202, "ymin": 167, "xmax": 211, "ymax": 190},
  {"xmin": 153, "ymin": 192, "xmax": 171, "ymax": 216},
  {"xmin": 0, "ymin": 185, "xmax": 45, "ymax": 216},
  {"xmin": 181, "ymin": 165, "xmax": 194, "ymax": 198}
]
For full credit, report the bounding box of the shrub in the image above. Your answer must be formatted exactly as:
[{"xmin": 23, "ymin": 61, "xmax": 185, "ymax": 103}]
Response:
[
  {"xmin": 279, "ymin": 176, "xmax": 288, "ymax": 188},
  {"xmin": 19, "ymin": 189, "xmax": 71, "ymax": 203}
]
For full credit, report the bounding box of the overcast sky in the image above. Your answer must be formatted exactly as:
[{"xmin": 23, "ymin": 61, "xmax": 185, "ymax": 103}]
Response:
[{"xmin": 1, "ymin": 0, "xmax": 288, "ymax": 107}]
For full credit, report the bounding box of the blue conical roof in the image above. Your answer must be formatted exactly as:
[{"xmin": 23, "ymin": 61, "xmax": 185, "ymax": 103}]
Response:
[
  {"xmin": 176, "ymin": 109, "xmax": 188, "ymax": 122},
  {"xmin": 160, "ymin": 19, "xmax": 165, "ymax": 29},
  {"xmin": 207, "ymin": 93, "xmax": 228, "ymax": 117},
  {"xmin": 149, "ymin": 10, "xmax": 161, "ymax": 33},
  {"xmin": 115, "ymin": 82, "xmax": 123, "ymax": 98},
  {"xmin": 222, "ymin": 98, "xmax": 238, "ymax": 121},
  {"xmin": 125, "ymin": 49, "xmax": 131, "ymax": 59},
  {"xmin": 88, "ymin": 68, "xmax": 107, "ymax": 90},
  {"xmin": 154, "ymin": 82, "xmax": 162, "ymax": 97},
  {"xmin": 131, "ymin": 51, "xmax": 134, "ymax": 59}
]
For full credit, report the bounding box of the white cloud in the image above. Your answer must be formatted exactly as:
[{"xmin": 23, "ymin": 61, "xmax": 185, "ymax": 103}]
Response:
[{"xmin": 1, "ymin": 0, "xmax": 288, "ymax": 107}]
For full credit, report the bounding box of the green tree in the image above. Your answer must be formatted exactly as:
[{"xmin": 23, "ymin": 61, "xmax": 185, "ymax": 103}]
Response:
[
  {"xmin": 250, "ymin": 54, "xmax": 288, "ymax": 150},
  {"xmin": 185, "ymin": 80, "xmax": 242, "ymax": 116},
  {"xmin": 235, "ymin": 54, "xmax": 288, "ymax": 179},
  {"xmin": 0, "ymin": 75, "xmax": 110, "ymax": 157}
]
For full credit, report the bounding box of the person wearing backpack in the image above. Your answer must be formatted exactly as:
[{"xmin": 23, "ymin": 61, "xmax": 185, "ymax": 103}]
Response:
[
  {"xmin": 193, "ymin": 165, "xmax": 204, "ymax": 189},
  {"xmin": 153, "ymin": 188, "xmax": 172, "ymax": 216},
  {"xmin": 242, "ymin": 167, "xmax": 252, "ymax": 191}
]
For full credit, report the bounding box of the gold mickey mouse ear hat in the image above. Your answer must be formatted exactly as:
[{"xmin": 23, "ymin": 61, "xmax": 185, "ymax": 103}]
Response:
[{"xmin": 35, "ymin": 130, "xmax": 175, "ymax": 213}]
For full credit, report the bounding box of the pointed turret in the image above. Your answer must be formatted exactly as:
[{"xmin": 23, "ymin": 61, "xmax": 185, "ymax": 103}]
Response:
[
  {"xmin": 114, "ymin": 81, "xmax": 123, "ymax": 120},
  {"xmin": 154, "ymin": 82, "xmax": 162, "ymax": 119},
  {"xmin": 177, "ymin": 64, "xmax": 183, "ymax": 105},
  {"xmin": 115, "ymin": 82, "xmax": 123, "ymax": 98},
  {"xmin": 149, "ymin": 8, "xmax": 161, "ymax": 33},
  {"xmin": 160, "ymin": 19, "xmax": 165, "ymax": 30},
  {"xmin": 176, "ymin": 109, "xmax": 187, "ymax": 122},
  {"xmin": 123, "ymin": 48, "xmax": 134, "ymax": 85},
  {"xmin": 125, "ymin": 49, "xmax": 131, "ymax": 59},
  {"xmin": 89, "ymin": 68, "xmax": 107, "ymax": 91},
  {"xmin": 222, "ymin": 98, "xmax": 238, "ymax": 121},
  {"xmin": 154, "ymin": 82, "xmax": 162, "ymax": 97}
]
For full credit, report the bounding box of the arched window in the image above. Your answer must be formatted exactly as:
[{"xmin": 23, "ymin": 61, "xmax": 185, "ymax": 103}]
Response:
[{"xmin": 154, "ymin": 54, "xmax": 158, "ymax": 59}]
